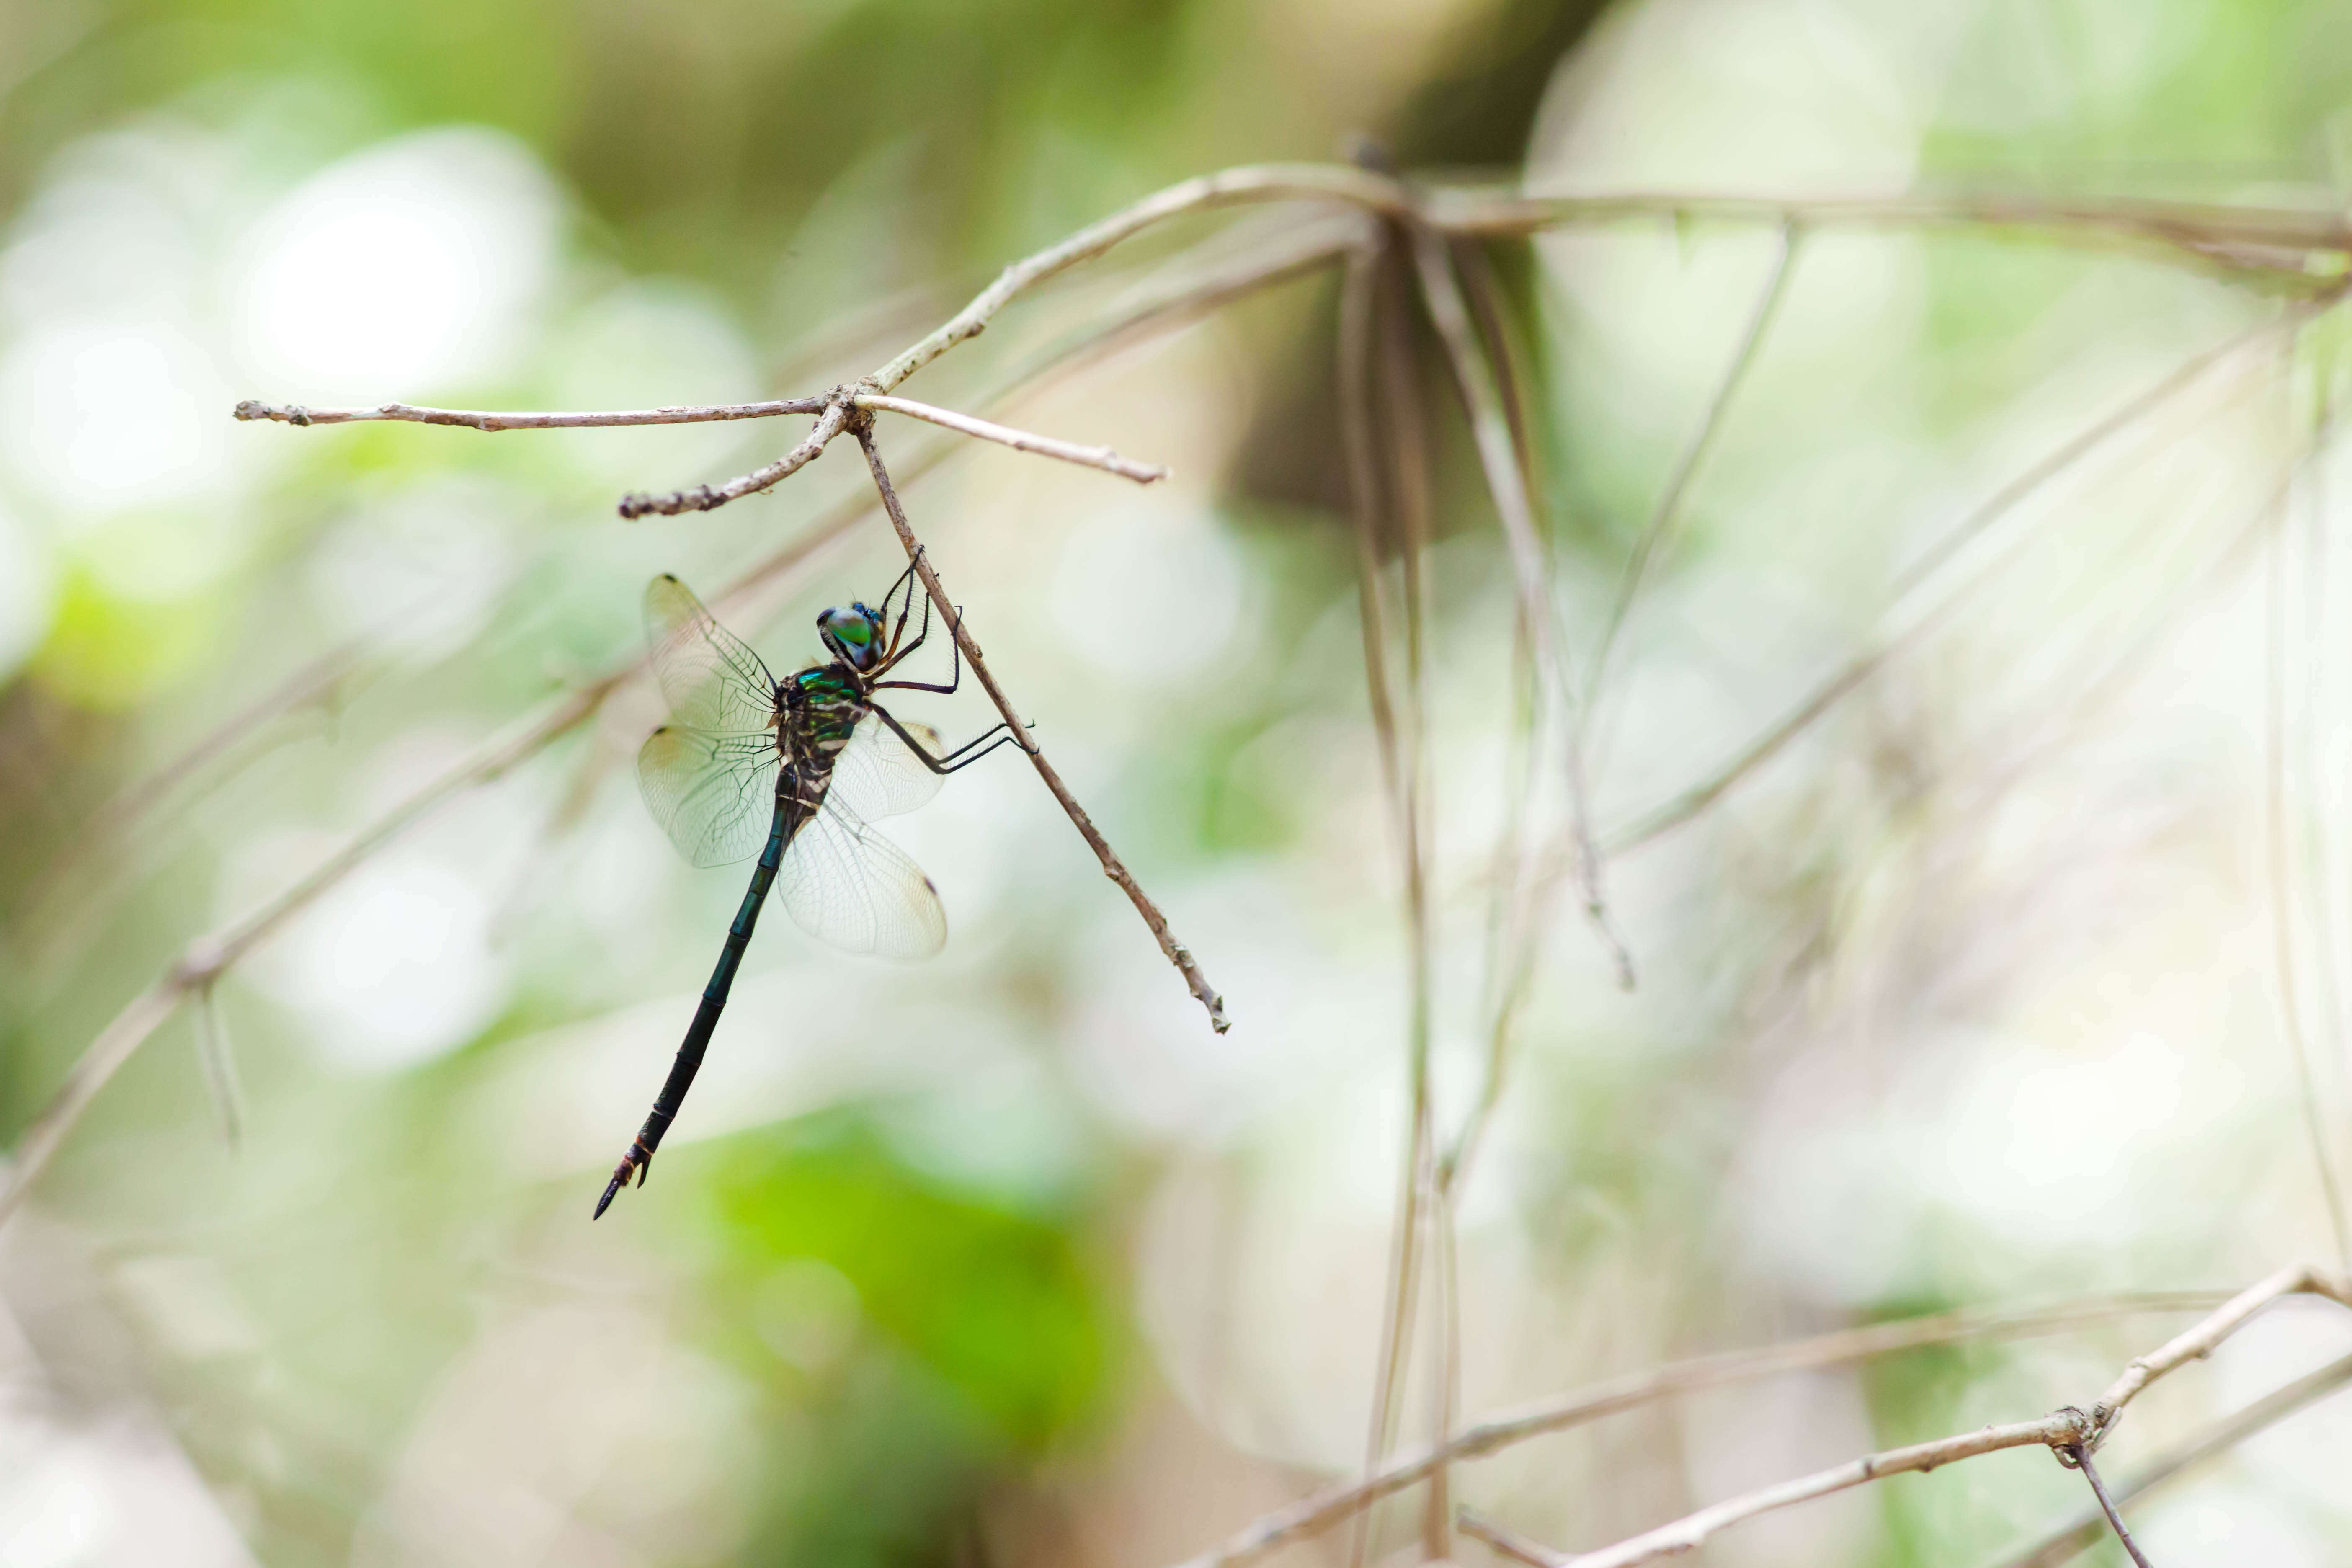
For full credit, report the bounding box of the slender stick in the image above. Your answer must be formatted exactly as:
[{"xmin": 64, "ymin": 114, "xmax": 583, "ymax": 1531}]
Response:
[
  {"xmin": 1169, "ymin": 1290, "xmax": 2234, "ymax": 1568},
  {"xmin": 1460, "ymin": 1414, "xmax": 2087, "ymax": 1568},
  {"xmin": 860, "ymin": 165, "xmax": 1414, "ymax": 395},
  {"xmin": 2055, "ymin": 1442, "xmax": 2154, "ymax": 1568},
  {"xmin": 1443, "ymin": 243, "xmax": 1557, "ymax": 1194},
  {"xmin": 1439, "ymin": 1266, "xmax": 2352, "ymax": 1568},
  {"xmin": 232, "ymin": 396, "xmax": 830, "ymax": 431},
  {"xmin": 1989, "ymin": 1348, "xmax": 2352, "ymax": 1568},
  {"xmin": 1460, "ymin": 1509, "xmax": 1572, "ymax": 1568},
  {"xmin": 1337, "ymin": 239, "xmax": 1423, "ymax": 1568},
  {"xmin": 1410, "ymin": 224, "xmax": 1632, "ymax": 989},
  {"xmin": 851, "ymin": 393, "xmax": 1167, "ymax": 482},
  {"xmin": 851, "ymin": 422, "xmax": 1228, "ymax": 1032},
  {"xmin": 617, "ymin": 397, "xmax": 854, "ymax": 518}
]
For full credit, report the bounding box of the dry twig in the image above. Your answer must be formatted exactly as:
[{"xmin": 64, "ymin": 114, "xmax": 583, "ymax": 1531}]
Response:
[
  {"xmin": 848, "ymin": 393, "xmax": 1167, "ymax": 482},
  {"xmin": 851, "ymin": 421, "xmax": 1228, "ymax": 1032},
  {"xmin": 1410, "ymin": 224, "xmax": 1630, "ymax": 990},
  {"xmin": 1989, "ymin": 1346, "xmax": 2352, "ymax": 1568},
  {"xmin": 1171, "ymin": 1289, "xmax": 2231, "ymax": 1568},
  {"xmin": 1444, "ymin": 1264, "xmax": 2349, "ymax": 1568}
]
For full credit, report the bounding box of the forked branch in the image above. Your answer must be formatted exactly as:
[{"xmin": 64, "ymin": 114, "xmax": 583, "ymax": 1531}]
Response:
[
  {"xmin": 235, "ymin": 390, "xmax": 1169, "ymax": 486},
  {"xmin": 1171, "ymin": 1288, "xmax": 2231, "ymax": 1568},
  {"xmin": 1447, "ymin": 1263, "xmax": 2350, "ymax": 1568}
]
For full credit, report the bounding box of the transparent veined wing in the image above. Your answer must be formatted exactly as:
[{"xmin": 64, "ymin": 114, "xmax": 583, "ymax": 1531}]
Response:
[
  {"xmin": 645, "ymin": 575, "xmax": 776, "ymax": 737},
  {"xmin": 776, "ymin": 784, "xmax": 947, "ymax": 959},
  {"xmin": 826, "ymin": 711, "xmax": 945, "ymax": 823},
  {"xmin": 638, "ymin": 725, "xmax": 780, "ymax": 867}
]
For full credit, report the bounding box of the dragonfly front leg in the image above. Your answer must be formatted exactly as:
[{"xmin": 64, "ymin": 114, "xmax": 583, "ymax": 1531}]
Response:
[
  {"xmin": 872, "ymin": 603, "xmax": 969, "ymax": 694},
  {"xmin": 876, "ymin": 550, "xmax": 926, "ymax": 666}
]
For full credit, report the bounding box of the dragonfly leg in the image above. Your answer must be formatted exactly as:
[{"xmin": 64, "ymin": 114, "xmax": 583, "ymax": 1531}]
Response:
[
  {"xmin": 877, "ymin": 549, "xmax": 926, "ymax": 664},
  {"xmin": 868, "ymin": 701, "xmax": 1035, "ymax": 774},
  {"xmin": 871, "ymin": 604, "xmax": 965, "ymax": 694},
  {"xmin": 872, "ymin": 593, "xmax": 939, "ymax": 679}
]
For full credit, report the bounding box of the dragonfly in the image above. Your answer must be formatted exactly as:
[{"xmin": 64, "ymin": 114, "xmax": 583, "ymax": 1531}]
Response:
[{"xmin": 596, "ymin": 563, "xmax": 1020, "ymax": 1219}]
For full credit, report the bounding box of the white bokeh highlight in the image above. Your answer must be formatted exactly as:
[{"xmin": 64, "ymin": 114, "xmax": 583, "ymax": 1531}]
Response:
[{"xmin": 235, "ymin": 128, "xmax": 557, "ymax": 401}]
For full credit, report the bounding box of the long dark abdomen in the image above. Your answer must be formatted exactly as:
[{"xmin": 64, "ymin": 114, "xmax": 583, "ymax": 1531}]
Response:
[{"xmin": 594, "ymin": 764, "xmax": 825, "ymax": 1218}]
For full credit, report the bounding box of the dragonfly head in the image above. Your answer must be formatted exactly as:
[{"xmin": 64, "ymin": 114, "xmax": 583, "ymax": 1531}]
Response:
[{"xmin": 817, "ymin": 601, "xmax": 887, "ymax": 671}]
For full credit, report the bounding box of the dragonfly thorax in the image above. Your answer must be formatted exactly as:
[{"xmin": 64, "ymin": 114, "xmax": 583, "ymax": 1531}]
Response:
[{"xmin": 784, "ymin": 663, "xmax": 869, "ymax": 759}]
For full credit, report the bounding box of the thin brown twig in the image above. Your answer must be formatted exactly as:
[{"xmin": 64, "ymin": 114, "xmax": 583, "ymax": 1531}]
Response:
[
  {"xmin": 1351, "ymin": 227, "xmax": 1444, "ymax": 1568},
  {"xmin": 1336, "ymin": 238, "xmax": 1431, "ymax": 1568},
  {"xmin": 1460, "ymin": 1509, "xmax": 1574, "ymax": 1568},
  {"xmin": 1446, "ymin": 1265, "xmax": 2352, "ymax": 1568},
  {"xmin": 1410, "ymin": 223, "xmax": 1631, "ymax": 989},
  {"xmin": 849, "ymin": 393, "xmax": 1168, "ymax": 482},
  {"xmin": 2053, "ymin": 1439, "xmax": 2153, "ymax": 1568},
  {"xmin": 618, "ymin": 396, "xmax": 855, "ymax": 517},
  {"xmin": 851, "ymin": 422, "xmax": 1228, "ymax": 1032},
  {"xmin": 1443, "ymin": 240, "xmax": 1550, "ymax": 1199},
  {"xmin": 232, "ymin": 396, "xmax": 830, "ymax": 430},
  {"xmin": 1170, "ymin": 1289, "xmax": 2234, "ymax": 1568},
  {"xmin": 1988, "ymin": 1347, "xmax": 2352, "ymax": 1568}
]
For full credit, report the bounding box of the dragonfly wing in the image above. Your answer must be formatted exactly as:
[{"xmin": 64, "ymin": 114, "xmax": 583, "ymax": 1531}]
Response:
[
  {"xmin": 827, "ymin": 711, "xmax": 946, "ymax": 823},
  {"xmin": 638, "ymin": 725, "xmax": 780, "ymax": 867},
  {"xmin": 776, "ymin": 784, "xmax": 947, "ymax": 959},
  {"xmin": 645, "ymin": 574, "xmax": 776, "ymax": 736}
]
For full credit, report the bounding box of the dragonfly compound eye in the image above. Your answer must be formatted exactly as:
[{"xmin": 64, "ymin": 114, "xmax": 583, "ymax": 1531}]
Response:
[{"xmin": 818, "ymin": 606, "xmax": 880, "ymax": 669}]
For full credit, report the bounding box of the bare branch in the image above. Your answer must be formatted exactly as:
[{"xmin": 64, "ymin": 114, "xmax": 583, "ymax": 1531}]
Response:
[
  {"xmin": 232, "ymin": 396, "xmax": 829, "ymax": 431},
  {"xmin": 851, "ymin": 423, "xmax": 1229, "ymax": 1032},
  {"xmin": 1990, "ymin": 1348, "xmax": 2352, "ymax": 1568},
  {"xmin": 1460, "ymin": 1509, "xmax": 1571, "ymax": 1568},
  {"xmin": 851, "ymin": 393, "xmax": 1167, "ymax": 482},
  {"xmin": 2053, "ymin": 1442, "xmax": 2153, "ymax": 1568},
  {"xmin": 1447, "ymin": 187, "xmax": 2352, "ymax": 279},
  {"xmin": 861, "ymin": 165, "xmax": 1413, "ymax": 395},
  {"xmin": 617, "ymin": 396, "xmax": 855, "ymax": 518},
  {"xmin": 1444, "ymin": 1264, "xmax": 2351, "ymax": 1568},
  {"xmin": 1410, "ymin": 223, "xmax": 1630, "ymax": 990},
  {"xmin": 1463, "ymin": 1415, "xmax": 2086, "ymax": 1568},
  {"xmin": 1172, "ymin": 1290, "xmax": 2232, "ymax": 1568}
]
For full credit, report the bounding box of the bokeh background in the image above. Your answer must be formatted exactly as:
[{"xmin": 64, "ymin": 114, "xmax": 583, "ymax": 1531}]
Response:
[{"xmin": 8, "ymin": 1, "xmax": 2352, "ymax": 1565}]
